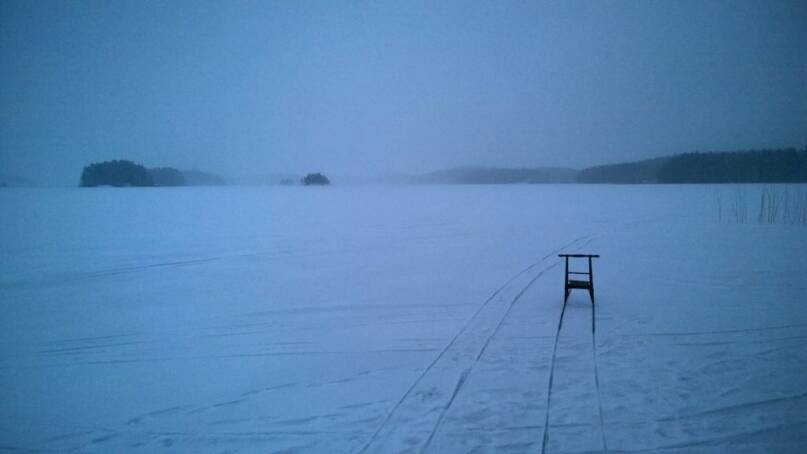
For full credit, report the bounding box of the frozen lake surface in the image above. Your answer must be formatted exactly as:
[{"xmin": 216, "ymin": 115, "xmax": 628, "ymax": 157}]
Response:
[{"xmin": 1, "ymin": 185, "xmax": 806, "ymax": 453}]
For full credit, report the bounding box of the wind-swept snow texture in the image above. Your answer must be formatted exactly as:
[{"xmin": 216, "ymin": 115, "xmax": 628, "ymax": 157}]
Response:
[{"xmin": 1, "ymin": 185, "xmax": 806, "ymax": 453}]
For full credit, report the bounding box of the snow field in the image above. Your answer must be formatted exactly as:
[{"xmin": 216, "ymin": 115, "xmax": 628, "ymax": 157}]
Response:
[{"xmin": 1, "ymin": 185, "xmax": 805, "ymax": 452}]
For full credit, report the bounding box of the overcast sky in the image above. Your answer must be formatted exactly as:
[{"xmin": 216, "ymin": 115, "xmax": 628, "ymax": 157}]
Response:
[{"xmin": 1, "ymin": 0, "xmax": 806, "ymax": 185}]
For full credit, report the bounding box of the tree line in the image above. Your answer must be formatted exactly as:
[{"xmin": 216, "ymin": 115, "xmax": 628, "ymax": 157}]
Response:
[
  {"xmin": 578, "ymin": 148, "xmax": 807, "ymax": 183},
  {"xmin": 80, "ymin": 160, "xmax": 224, "ymax": 187},
  {"xmin": 78, "ymin": 160, "xmax": 328, "ymax": 187}
]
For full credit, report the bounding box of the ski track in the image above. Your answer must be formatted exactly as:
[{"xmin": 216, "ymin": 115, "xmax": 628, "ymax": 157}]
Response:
[
  {"xmin": 6, "ymin": 186, "xmax": 807, "ymax": 454},
  {"xmin": 592, "ymin": 299, "xmax": 608, "ymax": 453},
  {"xmin": 419, "ymin": 258, "xmax": 565, "ymax": 453},
  {"xmin": 1, "ymin": 250, "xmax": 284, "ymax": 289},
  {"xmin": 619, "ymin": 322, "xmax": 807, "ymax": 338},
  {"xmin": 540, "ymin": 272, "xmax": 570, "ymax": 454},
  {"xmin": 541, "ymin": 237, "xmax": 606, "ymax": 454},
  {"xmin": 357, "ymin": 234, "xmax": 594, "ymax": 453}
]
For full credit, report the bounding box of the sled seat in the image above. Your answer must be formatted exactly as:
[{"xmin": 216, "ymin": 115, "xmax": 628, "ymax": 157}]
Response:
[
  {"xmin": 567, "ymin": 279, "xmax": 592, "ymax": 290},
  {"xmin": 558, "ymin": 254, "xmax": 600, "ymax": 303}
]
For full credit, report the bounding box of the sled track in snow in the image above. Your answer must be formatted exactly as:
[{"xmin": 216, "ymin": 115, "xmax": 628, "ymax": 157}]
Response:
[
  {"xmin": 356, "ymin": 234, "xmax": 595, "ymax": 454},
  {"xmin": 540, "ymin": 238, "xmax": 607, "ymax": 454},
  {"xmin": 419, "ymin": 258, "xmax": 565, "ymax": 453},
  {"xmin": 591, "ymin": 297, "xmax": 608, "ymax": 453}
]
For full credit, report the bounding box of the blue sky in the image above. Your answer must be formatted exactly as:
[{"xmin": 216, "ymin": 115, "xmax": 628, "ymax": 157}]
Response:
[{"xmin": 1, "ymin": 0, "xmax": 805, "ymax": 184}]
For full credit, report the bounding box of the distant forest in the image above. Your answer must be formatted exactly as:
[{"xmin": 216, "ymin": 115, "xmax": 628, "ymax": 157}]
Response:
[
  {"xmin": 148, "ymin": 167, "xmax": 185, "ymax": 186},
  {"xmin": 575, "ymin": 157, "xmax": 669, "ymax": 184},
  {"xmin": 80, "ymin": 160, "xmax": 153, "ymax": 187},
  {"xmin": 415, "ymin": 166, "xmax": 577, "ymax": 184},
  {"xmin": 79, "ymin": 160, "xmax": 226, "ymax": 187},
  {"xmin": 658, "ymin": 149, "xmax": 807, "ymax": 183},
  {"xmin": 410, "ymin": 148, "xmax": 807, "ymax": 185},
  {"xmin": 578, "ymin": 148, "xmax": 807, "ymax": 183},
  {"xmin": 301, "ymin": 172, "xmax": 331, "ymax": 185},
  {"xmin": 75, "ymin": 148, "xmax": 807, "ymax": 188}
]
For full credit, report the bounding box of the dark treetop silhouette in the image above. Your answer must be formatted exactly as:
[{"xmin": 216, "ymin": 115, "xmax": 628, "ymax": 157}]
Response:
[
  {"xmin": 80, "ymin": 160, "xmax": 153, "ymax": 187},
  {"xmin": 302, "ymin": 173, "xmax": 331, "ymax": 186}
]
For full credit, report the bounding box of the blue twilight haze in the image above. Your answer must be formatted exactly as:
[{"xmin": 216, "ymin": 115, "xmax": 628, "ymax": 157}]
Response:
[{"xmin": 1, "ymin": 0, "xmax": 805, "ymax": 185}]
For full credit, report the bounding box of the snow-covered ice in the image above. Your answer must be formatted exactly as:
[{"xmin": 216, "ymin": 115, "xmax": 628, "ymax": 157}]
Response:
[{"xmin": 1, "ymin": 185, "xmax": 805, "ymax": 453}]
